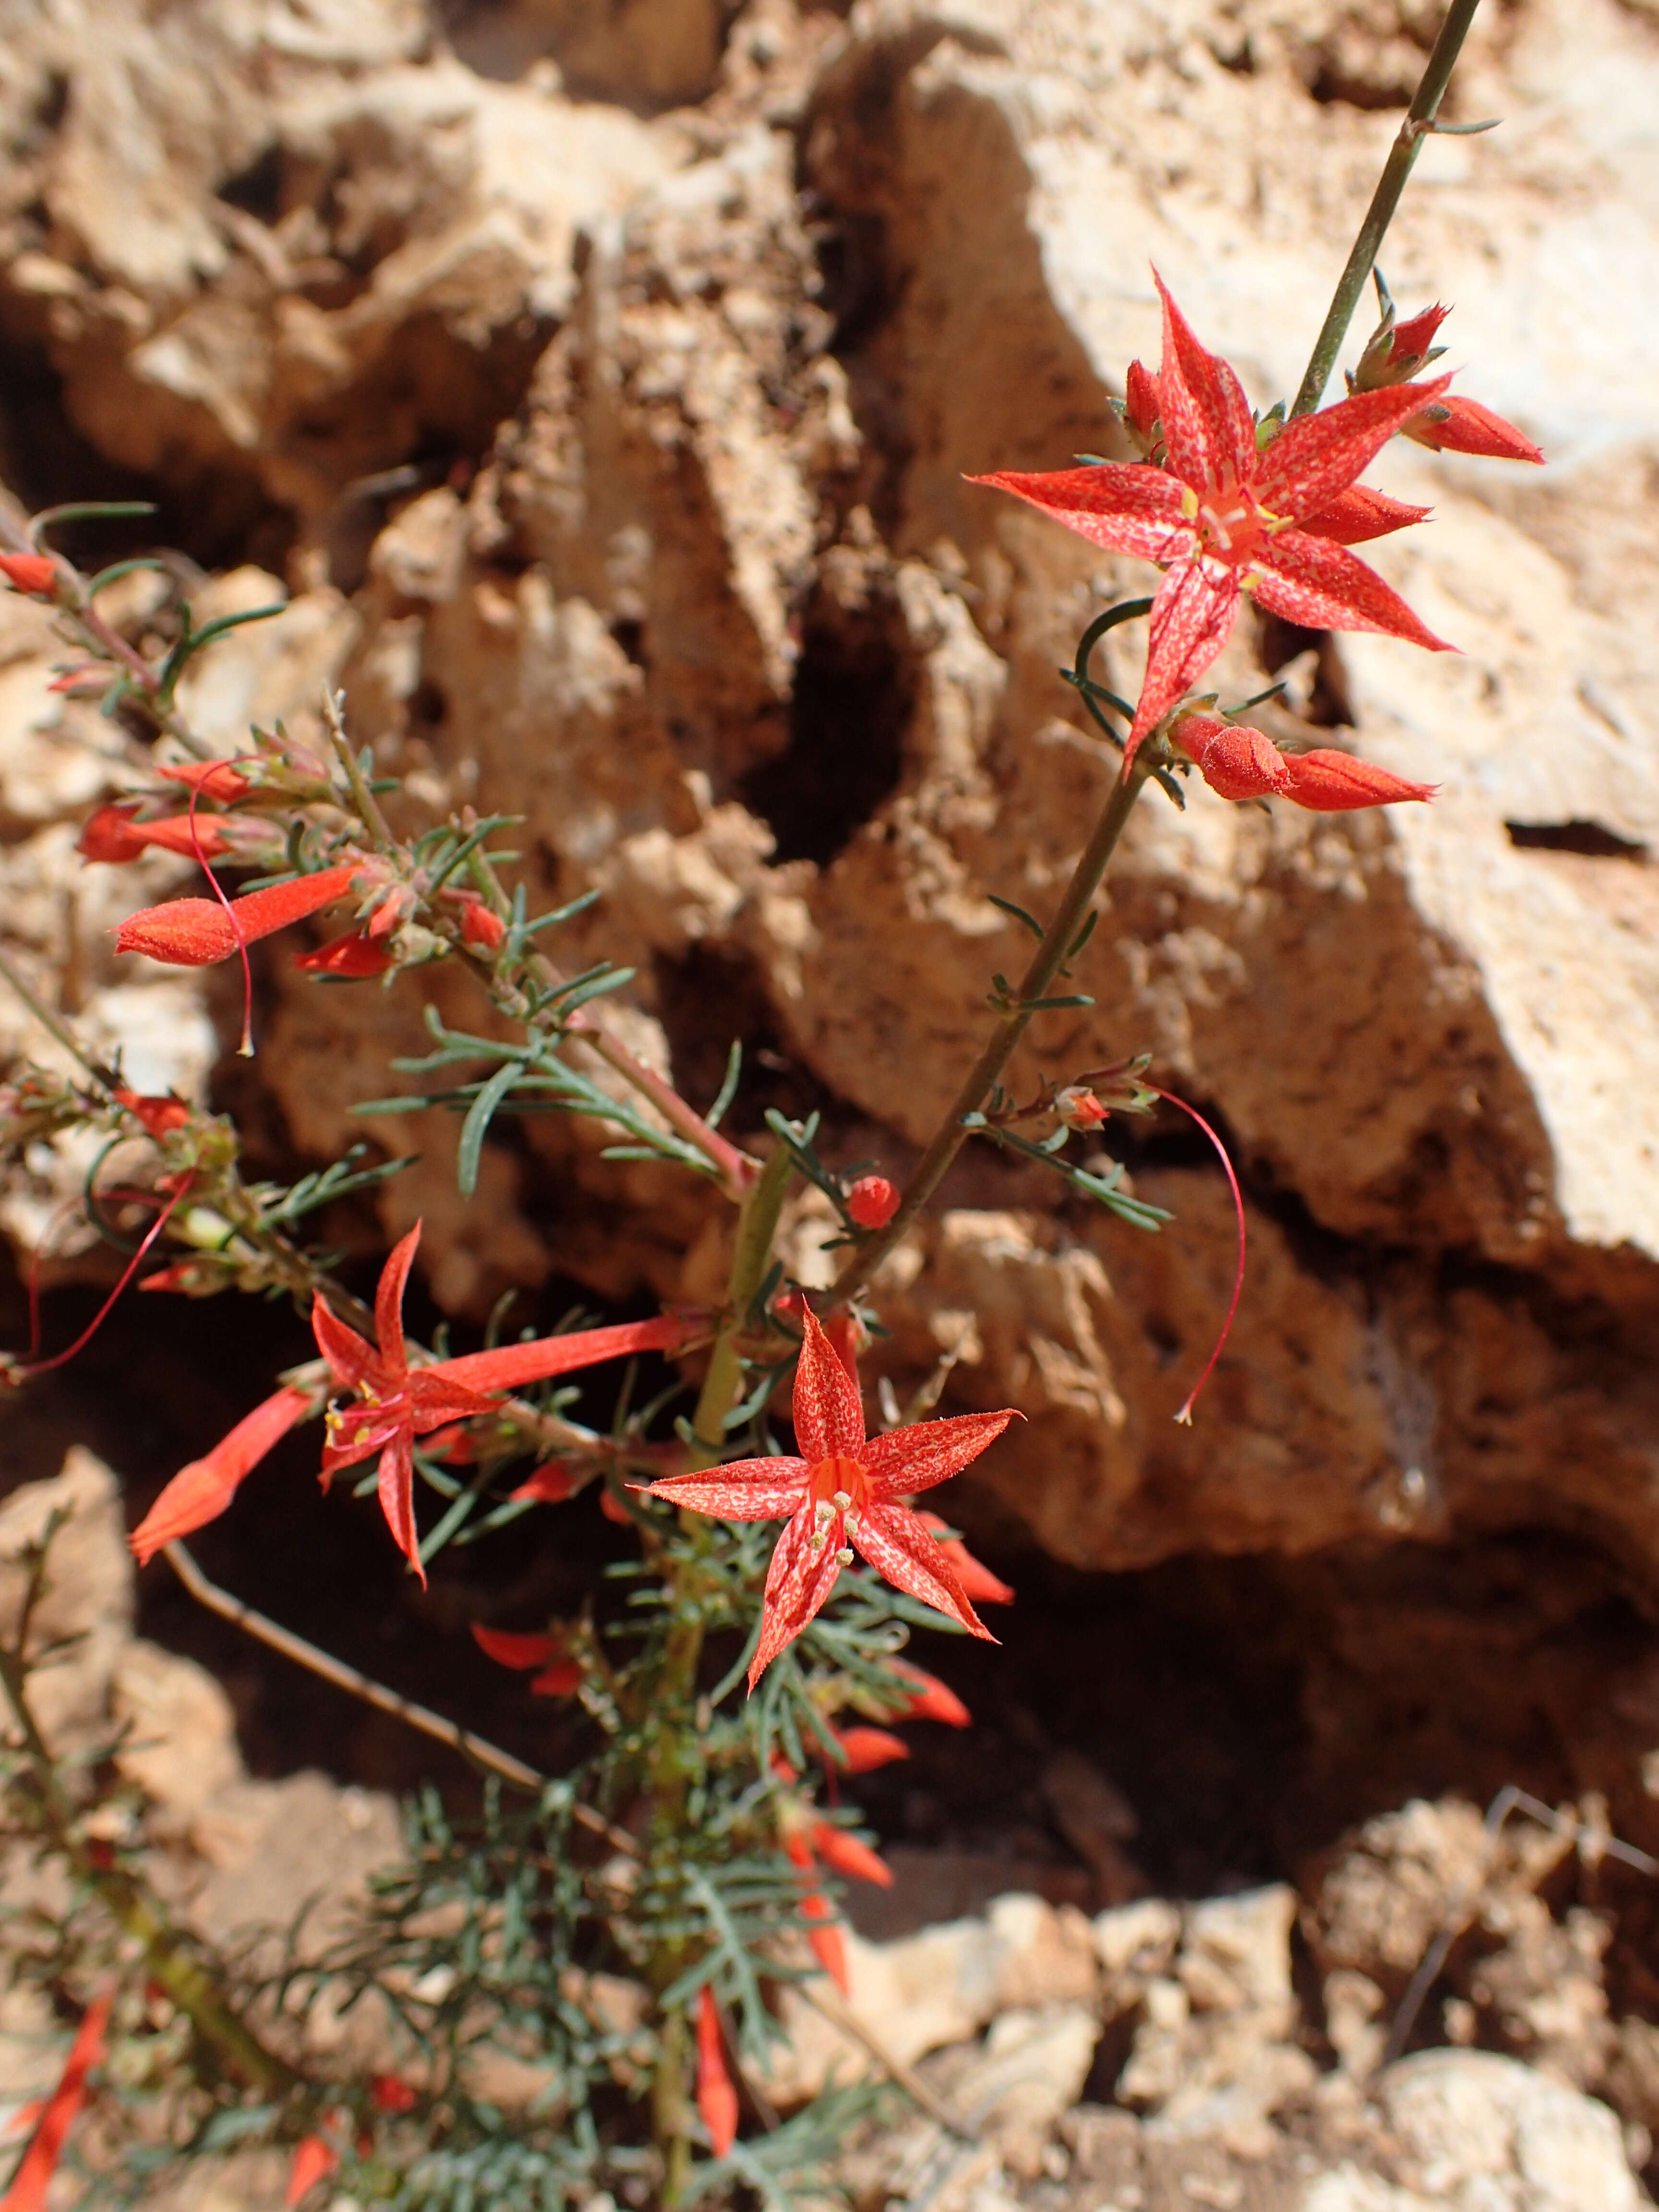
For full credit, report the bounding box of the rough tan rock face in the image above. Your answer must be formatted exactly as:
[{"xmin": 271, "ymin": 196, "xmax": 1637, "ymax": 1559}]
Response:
[{"xmin": 3, "ymin": 0, "xmax": 1659, "ymax": 1594}]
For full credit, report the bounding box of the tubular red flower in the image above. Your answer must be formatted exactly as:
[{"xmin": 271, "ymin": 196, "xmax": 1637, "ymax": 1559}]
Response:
[
  {"xmin": 641, "ymin": 1310, "xmax": 1018, "ymax": 1687},
  {"xmin": 114, "ymin": 861, "xmax": 364, "ymax": 967},
  {"xmin": 113, "ymin": 1088, "xmax": 191, "ymax": 1137},
  {"xmin": 152, "ymin": 759, "xmax": 255, "ymax": 802},
  {"xmin": 809, "ymin": 1821, "xmax": 892, "ymax": 1888},
  {"xmin": 783, "ymin": 1833, "xmax": 849, "ymax": 1991},
  {"xmin": 129, "ymin": 1383, "xmax": 316, "ymax": 1564},
  {"xmin": 470, "ymin": 1623, "xmax": 562, "ymax": 1669},
  {"xmin": 1170, "ymin": 712, "xmax": 1435, "ymax": 812},
  {"xmin": 79, "ymin": 805, "xmax": 235, "ymax": 864},
  {"xmin": 912, "ymin": 1509, "xmax": 1015, "ymax": 1604},
  {"xmin": 845, "ymin": 1174, "xmax": 900, "ymax": 1229},
  {"xmin": 0, "ymin": 552, "xmax": 58, "ymax": 597},
  {"xmin": 885, "ymin": 1659, "xmax": 971, "ymax": 1728},
  {"xmin": 695, "ymin": 1987, "xmax": 739, "ymax": 2158},
  {"xmin": 510, "ymin": 1460, "xmax": 577, "ymax": 1503},
  {"xmin": 314, "ymin": 1222, "xmax": 697, "ymax": 1581},
  {"xmin": 286, "ymin": 2135, "xmax": 339, "ymax": 2208},
  {"xmin": 972, "ymin": 270, "xmax": 1453, "ymax": 758},
  {"xmin": 827, "ymin": 1725, "xmax": 910, "ymax": 1773},
  {"xmin": 1405, "ymin": 393, "xmax": 1543, "ymax": 464},
  {"xmin": 0, "ymin": 1992, "xmax": 110, "ymax": 2212},
  {"xmin": 294, "ymin": 931, "xmax": 396, "ymax": 977},
  {"xmin": 458, "ymin": 896, "xmax": 507, "ymax": 952}
]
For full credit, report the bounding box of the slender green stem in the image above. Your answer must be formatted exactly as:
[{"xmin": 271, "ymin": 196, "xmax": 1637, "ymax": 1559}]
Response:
[
  {"xmin": 0, "ymin": 1632, "xmax": 298, "ymax": 2097},
  {"xmin": 0, "ymin": 950, "xmax": 117, "ymax": 1088},
  {"xmin": 687, "ymin": 1142, "xmax": 793, "ymax": 1467},
  {"xmin": 322, "ymin": 687, "xmax": 397, "ymax": 853},
  {"xmin": 830, "ymin": 752, "xmax": 1153, "ymax": 1310},
  {"xmin": 1290, "ymin": 0, "xmax": 1484, "ymax": 417}
]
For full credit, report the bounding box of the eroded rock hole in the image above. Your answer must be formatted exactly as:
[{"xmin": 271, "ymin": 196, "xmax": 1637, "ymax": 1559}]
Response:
[
  {"xmin": 1256, "ymin": 614, "xmax": 1354, "ymax": 728},
  {"xmin": 738, "ymin": 582, "xmax": 914, "ymax": 865},
  {"xmin": 1506, "ymin": 819, "xmax": 1650, "ymax": 862}
]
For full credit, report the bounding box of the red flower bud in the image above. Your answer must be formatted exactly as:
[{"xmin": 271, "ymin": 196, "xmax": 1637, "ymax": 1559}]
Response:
[
  {"xmin": 1054, "ymin": 1085, "xmax": 1110, "ymax": 1132},
  {"xmin": 1280, "ymin": 749, "xmax": 1438, "ymax": 811},
  {"xmin": 695, "ymin": 1987, "xmax": 738, "ymax": 2158},
  {"xmin": 113, "ymin": 1088, "xmax": 191, "ymax": 1137},
  {"xmin": 458, "ymin": 897, "xmax": 507, "ymax": 952},
  {"xmin": 368, "ymin": 2074, "xmax": 418, "ymax": 2115},
  {"xmin": 0, "ymin": 551, "xmax": 58, "ymax": 596},
  {"xmin": 846, "ymin": 1174, "xmax": 899, "ymax": 1229},
  {"xmin": 1404, "ymin": 393, "xmax": 1542, "ymax": 464},
  {"xmin": 1124, "ymin": 358, "xmax": 1159, "ymax": 441}
]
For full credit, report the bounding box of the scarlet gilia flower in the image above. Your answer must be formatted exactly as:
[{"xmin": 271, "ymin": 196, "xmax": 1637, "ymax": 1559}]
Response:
[
  {"xmin": 1403, "ymin": 395, "xmax": 1544, "ymax": 464},
  {"xmin": 0, "ymin": 1990, "xmax": 111, "ymax": 2212},
  {"xmin": 315, "ymin": 1222, "xmax": 695, "ymax": 1581},
  {"xmin": 129, "ymin": 1383, "xmax": 317, "ymax": 1564},
  {"xmin": 286, "ymin": 2134, "xmax": 339, "ymax": 2208},
  {"xmin": 973, "ymin": 271, "xmax": 1453, "ymax": 758},
  {"xmin": 805, "ymin": 1819, "xmax": 892, "ymax": 1889},
  {"xmin": 1170, "ymin": 711, "xmax": 1436, "ymax": 811},
  {"xmin": 845, "ymin": 1174, "xmax": 900, "ymax": 1230},
  {"xmin": 469, "ymin": 1621, "xmax": 581, "ymax": 1696},
  {"xmin": 0, "ymin": 551, "xmax": 58, "ymax": 597},
  {"xmin": 510, "ymin": 1459, "xmax": 577, "ymax": 1503},
  {"xmin": 114, "ymin": 860, "xmax": 365, "ymax": 967},
  {"xmin": 883, "ymin": 1658, "xmax": 971, "ymax": 1728},
  {"xmin": 457, "ymin": 895, "xmax": 507, "ymax": 953},
  {"xmin": 828, "ymin": 1724, "xmax": 910, "ymax": 1773},
  {"xmin": 641, "ymin": 1309, "xmax": 1017, "ymax": 1687},
  {"xmin": 113, "ymin": 1087, "xmax": 191, "ymax": 1137},
  {"xmin": 294, "ymin": 931, "xmax": 396, "ymax": 978},
  {"xmin": 78, "ymin": 804, "xmax": 236, "ymax": 865},
  {"xmin": 912, "ymin": 1508, "xmax": 1015, "ymax": 1604},
  {"xmin": 1054, "ymin": 1084, "xmax": 1110, "ymax": 1132},
  {"xmin": 152, "ymin": 758, "xmax": 256, "ymax": 803},
  {"xmin": 695, "ymin": 1988, "xmax": 738, "ymax": 2159}
]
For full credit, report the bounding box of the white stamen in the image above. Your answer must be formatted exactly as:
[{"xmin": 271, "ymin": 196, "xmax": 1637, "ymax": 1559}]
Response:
[
  {"xmin": 831, "ymin": 1489, "xmax": 852, "ymax": 1510},
  {"xmin": 835, "ymin": 1547, "xmax": 854, "ymax": 1565}
]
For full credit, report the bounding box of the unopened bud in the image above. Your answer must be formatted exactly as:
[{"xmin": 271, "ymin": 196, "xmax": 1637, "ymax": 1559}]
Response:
[
  {"xmin": 846, "ymin": 1174, "xmax": 900, "ymax": 1230},
  {"xmin": 0, "ymin": 551, "xmax": 58, "ymax": 596},
  {"xmin": 1054, "ymin": 1085, "xmax": 1110, "ymax": 1131}
]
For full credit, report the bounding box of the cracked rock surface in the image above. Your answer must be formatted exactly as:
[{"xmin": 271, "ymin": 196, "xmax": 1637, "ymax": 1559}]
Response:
[{"xmin": 0, "ymin": 2, "xmax": 1657, "ymax": 1637}]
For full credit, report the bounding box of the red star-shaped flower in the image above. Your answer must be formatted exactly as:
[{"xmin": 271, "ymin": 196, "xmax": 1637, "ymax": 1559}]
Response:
[
  {"xmin": 315, "ymin": 1223, "xmax": 694, "ymax": 1583},
  {"xmin": 641, "ymin": 1309, "xmax": 1018, "ymax": 1687},
  {"xmin": 971, "ymin": 271, "xmax": 1455, "ymax": 759}
]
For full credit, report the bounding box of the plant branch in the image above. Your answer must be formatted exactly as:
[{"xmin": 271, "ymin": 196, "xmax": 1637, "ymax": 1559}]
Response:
[
  {"xmin": 829, "ymin": 752, "xmax": 1153, "ymax": 1309},
  {"xmin": 1290, "ymin": 0, "xmax": 1485, "ymax": 416},
  {"xmin": 0, "ymin": 1560, "xmax": 298, "ymax": 2097},
  {"xmin": 0, "ymin": 950, "xmax": 118, "ymax": 1089}
]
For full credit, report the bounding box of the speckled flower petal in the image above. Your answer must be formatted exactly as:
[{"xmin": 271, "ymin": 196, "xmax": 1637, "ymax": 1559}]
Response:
[{"xmin": 792, "ymin": 1310, "xmax": 866, "ymax": 1464}]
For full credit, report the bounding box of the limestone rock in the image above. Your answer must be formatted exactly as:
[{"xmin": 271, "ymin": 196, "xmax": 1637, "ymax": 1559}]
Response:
[
  {"xmin": 1376, "ymin": 2047, "xmax": 1643, "ymax": 2212},
  {"xmin": 0, "ymin": 1447, "xmax": 132, "ymax": 1756}
]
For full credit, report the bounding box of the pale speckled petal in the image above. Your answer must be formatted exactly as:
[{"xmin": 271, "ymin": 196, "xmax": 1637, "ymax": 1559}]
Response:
[
  {"xmin": 1153, "ymin": 271, "xmax": 1257, "ymax": 492},
  {"xmin": 749, "ymin": 1506, "xmax": 847, "ymax": 1686},
  {"xmin": 793, "ymin": 1310, "xmax": 866, "ymax": 1464},
  {"xmin": 1127, "ymin": 559, "xmax": 1240, "ymax": 757},
  {"xmin": 969, "ymin": 464, "xmax": 1190, "ymax": 563},
  {"xmin": 864, "ymin": 1410, "xmax": 1017, "ymax": 1500},
  {"xmin": 852, "ymin": 1504, "xmax": 994, "ymax": 1641},
  {"xmin": 643, "ymin": 1458, "xmax": 811, "ymax": 1521},
  {"xmin": 1250, "ymin": 529, "xmax": 1452, "ymax": 652}
]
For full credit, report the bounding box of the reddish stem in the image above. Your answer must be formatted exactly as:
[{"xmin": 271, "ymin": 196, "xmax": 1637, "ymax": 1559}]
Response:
[
  {"xmin": 16, "ymin": 1175, "xmax": 194, "ymax": 1379},
  {"xmin": 1142, "ymin": 1083, "xmax": 1246, "ymax": 1424}
]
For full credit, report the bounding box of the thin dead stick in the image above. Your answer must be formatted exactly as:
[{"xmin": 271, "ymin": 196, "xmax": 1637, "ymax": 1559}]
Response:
[
  {"xmin": 161, "ymin": 1539, "xmax": 639, "ymax": 1857},
  {"xmin": 1382, "ymin": 1782, "xmax": 1659, "ymax": 2068},
  {"xmin": 793, "ymin": 1981, "xmax": 976, "ymax": 2141}
]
